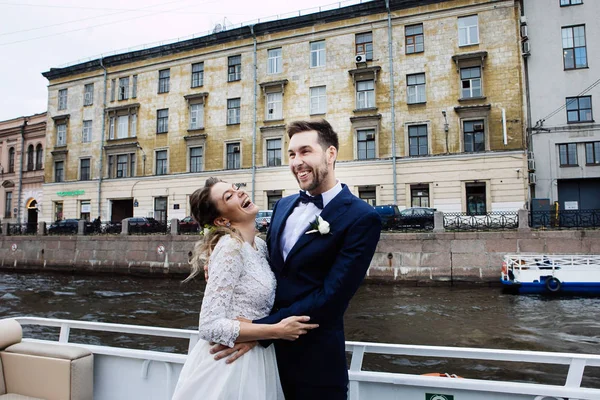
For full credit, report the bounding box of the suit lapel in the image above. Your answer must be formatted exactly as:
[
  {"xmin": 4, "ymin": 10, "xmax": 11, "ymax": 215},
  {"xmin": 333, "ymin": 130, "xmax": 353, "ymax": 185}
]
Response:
[
  {"xmin": 284, "ymin": 185, "xmax": 353, "ymax": 265},
  {"xmin": 270, "ymin": 195, "xmax": 299, "ymax": 272}
]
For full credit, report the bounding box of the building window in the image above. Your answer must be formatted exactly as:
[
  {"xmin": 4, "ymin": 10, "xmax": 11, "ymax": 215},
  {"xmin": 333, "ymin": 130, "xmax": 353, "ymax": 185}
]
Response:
[
  {"xmin": 460, "ymin": 66, "xmax": 482, "ymax": 99},
  {"xmin": 109, "ymin": 114, "xmax": 136, "ymax": 139},
  {"xmin": 411, "ymin": 185, "xmax": 430, "ymax": 207},
  {"xmin": 27, "ymin": 145, "xmax": 34, "ymax": 171},
  {"xmin": 266, "ymin": 92, "xmax": 283, "ymax": 121},
  {"xmin": 5, "ymin": 192, "xmax": 12, "ymax": 218},
  {"xmin": 562, "ymin": 25, "xmax": 587, "ymax": 69},
  {"xmin": 132, "ymin": 75, "xmax": 137, "ymax": 98},
  {"xmin": 267, "ymin": 48, "xmax": 282, "ymax": 74},
  {"xmin": 155, "ymin": 150, "xmax": 168, "ymax": 175},
  {"xmin": 406, "ymin": 24, "xmax": 424, "ymax": 54},
  {"xmin": 356, "ymin": 80, "xmax": 375, "ymax": 109},
  {"xmin": 84, "ymin": 83, "xmax": 94, "ymax": 106},
  {"xmin": 118, "ymin": 77, "xmax": 129, "ymax": 100},
  {"xmin": 189, "ymin": 103, "xmax": 204, "ymax": 130},
  {"xmin": 266, "ymin": 138, "xmax": 282, "ymax": 167},
  {"xmin": 310, "ymin": 86, "xmax": 327, "ymax": 115},
  {"xmin": 310, "ymin": 41, "xmax": 326, "ymax": 68},
  {"xmin": 35, "ymin": 144, "xmax": 43, "ymax": 170},
  {"xmin": 80, "ymin": 200, "xmax": 91, "ymax": 221},
  {"xmin": 466, "ymin": 182, "xmax": 486, "ymax": 215},
  {"xmin": 407, "ymin": 73, "xmax": 426, "ymax": 104},
  {"xmin": 463, "ymin": 120, "xmax": 485, "ymax": 153},
  {"xmin": 585, "ymin": 142, "xmax": 600, "ymax": 165},
  {"xmin": 80, "ymin": 158, "xmax": 91, "ymax": 181},
  {"xmin": 566, "ymin": 96, "xmax": 592, "ymax": 123},
  {"xmin": 158, "ymin": 69, "xmax": 170, "ymax": 93},
  {"xmin": 82, "ymin": 120, "xmax": 92, "ymax": 143},
  {"xmin": 191, "ymin": 62, "xmax": 204, "ymax": 87},
  {"xmin": 226, "ymin": 143, "xmax": 241, "ymax": 170},
  {"xmin": 408, "ymin": 125, "xmax": 428, "ymax": 156},
  {"xmin": 189, "ymin": 146, "xmax": 203, "ymax": 172},
  {"xmin": 357, "ymin": 129, "xmax": 376, "ymax": 160},
  {"xmin": 355, "ymin": 32, "xmax": 373, "ymax": 60},
  {"xmin": 267, "ymin": 191, "xmax": 282, "ymax": 209},
  {"xmin": 54, "ymin": 201, "xmax": 63, "ymax": 221},
  {"xmin": 55, "ymin": 161, "xmax": 64, "ymax": 182},
  {"xmin": 227, "ymin": 98, "xmax": 241, "ymax": 125},
  {"xmin": 110, "ymin": 79, "xmax": 116, "ymax": 101},
  {"xmin": 58, "ymin": 89, "xmax": 67, "ymax": 110},
  {"xmin": 157, "ymin": 109, "xmax": 169, "ymax": 133},
  {"xmin": 154, "ymin": 197, "xmax": 168, "ymax": 225},
  {"xmin": 8, "ymin": 147, "xmax": 15, "ymax": 173},
  {"xmin": 107, "ymin": 153, "xmax": 135, "ymax": 178},
  {"xmin": 56, "ymin": 123, "xmax": 67, "ymax": 146},
  {"xmin": 358, "ymin": 186, "xmax": 376, "ymax": 206},
  {"xmin": 458, "ymin": 15, "xmax": 479, "ymax": 46},
  {"xmin": 559, "ymin": 143, "xmax": 578, "ymax": 166},
  {"xmin": 560, "ymin": 0, "xmax": 583, "ymax": 5},
  {"xmin": 228, "ymin": 55, "xmax": 242, "ymax": 82}
]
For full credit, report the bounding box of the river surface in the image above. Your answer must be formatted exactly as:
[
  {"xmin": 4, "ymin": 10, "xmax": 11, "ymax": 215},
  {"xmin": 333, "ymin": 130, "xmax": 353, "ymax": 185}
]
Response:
[{"xmin": 1, "ymin": 271, "xmax": 600, "ymax": 388}]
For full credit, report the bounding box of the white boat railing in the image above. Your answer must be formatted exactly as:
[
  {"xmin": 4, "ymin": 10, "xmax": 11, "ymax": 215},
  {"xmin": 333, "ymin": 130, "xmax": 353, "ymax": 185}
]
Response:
[
  {"xmin": 8, "ymin": 317, "xmax": 600, "ymax": 400},
  {"xmin": 502, "ymin": 254, "xmax": 600, "ymax": 281}
]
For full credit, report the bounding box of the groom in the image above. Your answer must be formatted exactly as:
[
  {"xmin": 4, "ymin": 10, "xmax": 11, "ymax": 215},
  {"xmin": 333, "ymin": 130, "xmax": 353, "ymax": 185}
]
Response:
[{"xmin": 214, "ymin": 119, "xmax": 381, "ymax": 399}]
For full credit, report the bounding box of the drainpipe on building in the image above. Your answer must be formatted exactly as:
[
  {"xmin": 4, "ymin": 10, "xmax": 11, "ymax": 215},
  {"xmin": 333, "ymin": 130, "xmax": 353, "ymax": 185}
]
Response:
[
  {"xmin": 519, "ymin": 0, "xmax": 533, "ymax": 206},
  {"xmin": 17, "ymin": 118, "xmax": 28, "ymax": 224},
  {"xmin": 250, "ymin": 25, "xmax": 258, "ymax": 203},
  {"xmin": 385, "ymin": 0, "xmax": 398, "ymax": 204},
  {"xmin": 98, "ymin": 57, "xmax": 108, "ymax": 219}
]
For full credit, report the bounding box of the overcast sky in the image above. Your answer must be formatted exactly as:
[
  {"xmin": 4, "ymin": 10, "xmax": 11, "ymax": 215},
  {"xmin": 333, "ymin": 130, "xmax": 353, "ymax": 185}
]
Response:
[{"xmin": 0, "ymin": 0, "xmax": 360, "ymax": 121}]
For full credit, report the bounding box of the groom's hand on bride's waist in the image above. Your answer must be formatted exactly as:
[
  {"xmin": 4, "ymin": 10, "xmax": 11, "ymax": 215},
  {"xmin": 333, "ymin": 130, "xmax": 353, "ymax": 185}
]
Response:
[{"xmin": 210, "ymin": 341, "xmax": 257, "ymax": 364}]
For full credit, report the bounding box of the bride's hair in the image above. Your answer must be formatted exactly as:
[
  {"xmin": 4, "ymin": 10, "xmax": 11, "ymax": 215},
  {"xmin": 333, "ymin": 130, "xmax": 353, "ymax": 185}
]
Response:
[{"xmin": 185, "ymin": 177, "xmax": 243, "ymax": 282}]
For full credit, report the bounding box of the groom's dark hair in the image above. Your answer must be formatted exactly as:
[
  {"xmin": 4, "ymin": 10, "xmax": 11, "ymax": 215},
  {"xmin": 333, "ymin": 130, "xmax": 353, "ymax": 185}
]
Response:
[{"xmin": 287, "ymin": 119, "xmax": 339, "ymax": 151}]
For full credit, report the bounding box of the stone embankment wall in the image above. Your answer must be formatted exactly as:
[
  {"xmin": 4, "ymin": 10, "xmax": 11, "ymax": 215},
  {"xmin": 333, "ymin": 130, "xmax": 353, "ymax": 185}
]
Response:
[{"xmin": 0, "ymin": 231, "xmax": 598, "ymax": 283}]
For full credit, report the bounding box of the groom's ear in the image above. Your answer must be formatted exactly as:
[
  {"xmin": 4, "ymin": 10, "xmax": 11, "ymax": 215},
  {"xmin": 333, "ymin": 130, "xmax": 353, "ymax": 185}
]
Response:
[{"xmin": 327, "ymin": 145, "xmax": 337, "ymax": 164}]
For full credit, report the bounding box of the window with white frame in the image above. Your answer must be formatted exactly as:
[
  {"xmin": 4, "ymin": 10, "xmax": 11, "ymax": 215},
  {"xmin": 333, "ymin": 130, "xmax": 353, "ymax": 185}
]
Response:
[
  {"xmin": 407, "ymin": 73, "xmax": 426, "ymax": 104},
  {"xmin": 158, "ymin": 69, "xmax": 170, "ymax": 93},
  {"xmin": 463, "ymin": 120, "xmax": 485, "ymax": 152},
  {"xmin": 310, "ymin": 86, "xmax": 327, "ymax": 115},
  {"xmin": 357, "ymin": 129, "xmax": 376, "ymax": 160},
  {"xmin": 266, "ymin": 92, "xmax": 283, "ymax": 120},
  {"xmin": 35, "ymin": 144, "xmax": 43, "ymax": 170},
  {"xmin": 54, "ymin": 161, "xmax": 64, "ymax": 182},
  {"xmin": 356, "ymin": 80, "xmax": 375, "ymax": 109},
  {"xmin": 84, "ymin": 84, "xmax": 94, "ymax": 106},
  {"xmin": 562, "ymin": 25, "xmax": 587, "ymax": 69},
  {"xmin": 189, "ymin": 103, "xmax": 204, "ymax": 130},
  {"xmin": 408, "ymin": 125, "xmax": 428, "ymax": 156},
  {"xmin": 191, "ymin": 62, "xmax": 204, "ymax": 87},
  {"xmin": 310, "ymin": 41, "xmax": 326, "ymax": 68},
  {"xmin": 56, "ymin": 123, "xmax": 67, "ymax": 146},
  {"xmin": 405, "ymin": 24, "xmax": 424, "ymax": 54},
  {"xmin": 228, "ymin": 55, "xmax": 242, "ymax": 82},
  {"xmin": 118, "ymin": 77, "xmax": 129, "ymax": 100},
  {"xmin": 458, "ymin": 15, "xmax": 479, "ymax": 46},
  {"xmin": 460, "ymin": 66, "xmax": 482, "ymax": 98},
  {"xmin": 355, "ymin": 32, "xmax": 373, "ymax": 61},
  {"xmin": 80, "ymin": 158, "xmax": 91, "ymax": 181},
  {"xmin": 58, "ymin": 89, "xmax": 67, "ymax": 110},
  {"xmin": 267, "ymin": 48, "xmax": 282, "ymax": 74},
  {"xmin": 110, "ymin": 79, "xmax": 116, "ymax": 102},
  {"xmin": 227, "ymin": 98, "xmax": 241, "ymax": 124},
  {"xmin": 109, "ymin": 114, "xmax": 136, "ymax": 140},
  {"xmin": 266, "ymin": 138, "xmax": 282, "ymax": 167},
  {"xmin": 227, "ymin": 142, "xmax": 241, "ymax": 169},
  {"xmin": 82, "ymin": 120, "xmax": 92, "ymax": 143},
  {"xmin": 157, "ymin": 109, "xmax": 169, "ymax": 133},
  {"xmin": 4, "ymin": 192, "xmax": 12, "ymax": 218},
  {"xmin": 132, "ymin": 75, "xmax": 137, "ymax": 98},
  {"xmin": 155, "ymin": 150, "xmax": 168, "ymax": 175},
  {"xmin": 189, "ymin": 146, "xmax": 203, "ymax": 172}
]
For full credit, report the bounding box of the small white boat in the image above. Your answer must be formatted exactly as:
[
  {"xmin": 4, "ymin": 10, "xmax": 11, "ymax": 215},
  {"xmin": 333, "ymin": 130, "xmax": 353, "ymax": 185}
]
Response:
[
  {"xmin": 501, "ymin": 254, "xmax": 600, "ymax": 294},
  {"xmin": 1, "ymin": 316, "xmax": 600, "ymax": 400}
]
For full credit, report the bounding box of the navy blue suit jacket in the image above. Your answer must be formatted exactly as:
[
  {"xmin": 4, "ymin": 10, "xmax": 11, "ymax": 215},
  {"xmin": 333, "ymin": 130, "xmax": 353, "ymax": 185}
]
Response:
[{"xmin": 254, "ymin": 184, "xmax": 381, "ymax": 388}]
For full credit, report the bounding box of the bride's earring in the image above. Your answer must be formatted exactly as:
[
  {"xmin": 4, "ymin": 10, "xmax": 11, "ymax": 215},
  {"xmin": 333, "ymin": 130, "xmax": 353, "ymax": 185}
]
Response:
[{"xmin": 226, "ymin": 222, "xmax": 231, "ymax": 227}]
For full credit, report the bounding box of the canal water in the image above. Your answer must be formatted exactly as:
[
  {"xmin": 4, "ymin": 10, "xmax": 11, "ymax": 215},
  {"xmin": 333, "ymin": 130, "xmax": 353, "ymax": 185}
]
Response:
[{"xmin": 1, "ymin": 271, "xmax": 599, "ymax": 388}]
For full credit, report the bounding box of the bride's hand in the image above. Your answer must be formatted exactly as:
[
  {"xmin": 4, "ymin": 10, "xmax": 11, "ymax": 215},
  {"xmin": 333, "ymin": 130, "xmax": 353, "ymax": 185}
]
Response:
[{"xmin": 275, "ymin": 316, "xmax": 319, "ymax": 341}]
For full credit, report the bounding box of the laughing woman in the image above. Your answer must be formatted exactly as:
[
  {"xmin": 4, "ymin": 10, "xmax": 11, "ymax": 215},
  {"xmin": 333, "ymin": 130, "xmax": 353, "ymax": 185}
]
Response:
[{"xmin": 172, "ymin": 178, "xmax": 317, "ymax": 400}]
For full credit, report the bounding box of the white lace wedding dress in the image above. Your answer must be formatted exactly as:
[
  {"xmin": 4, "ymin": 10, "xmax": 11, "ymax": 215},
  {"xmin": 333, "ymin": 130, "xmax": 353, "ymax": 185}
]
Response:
[{"xmin": 172, "ymin": 235, "xmax": 284, "ymax": 400}]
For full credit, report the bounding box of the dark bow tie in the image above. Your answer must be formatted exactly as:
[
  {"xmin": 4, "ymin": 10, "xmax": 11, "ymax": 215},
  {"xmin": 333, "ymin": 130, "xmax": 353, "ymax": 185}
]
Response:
[{"xmin": 298, "ymin": 191, "xmax": 324, "ymax": 209}]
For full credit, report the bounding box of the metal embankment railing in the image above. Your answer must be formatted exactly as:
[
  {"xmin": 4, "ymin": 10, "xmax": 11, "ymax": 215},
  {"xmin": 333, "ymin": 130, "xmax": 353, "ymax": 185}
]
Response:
[
  {"xmin": 444, "ymin": 211, "xmax": 519, "ymax": 232},
  {"xmin": 530, "ymin": 209, "xmax": 600, "ymax": 230}
]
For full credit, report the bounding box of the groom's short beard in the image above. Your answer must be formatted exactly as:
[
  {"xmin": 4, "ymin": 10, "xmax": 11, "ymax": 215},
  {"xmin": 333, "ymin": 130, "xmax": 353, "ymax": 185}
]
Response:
[{"xmin": 296, "ymin": 155, "xmax": 329, "ymax": 193}]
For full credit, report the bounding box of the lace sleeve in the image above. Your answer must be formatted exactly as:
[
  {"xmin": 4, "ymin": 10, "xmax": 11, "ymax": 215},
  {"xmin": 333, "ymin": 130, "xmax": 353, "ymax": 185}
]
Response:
[{"xmin": 197, "ymin": 235, "xmax": 243, "ymax": 348}]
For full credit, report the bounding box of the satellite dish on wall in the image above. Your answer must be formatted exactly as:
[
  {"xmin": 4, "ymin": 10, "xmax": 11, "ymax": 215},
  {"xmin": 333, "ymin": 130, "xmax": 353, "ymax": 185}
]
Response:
[{"xmin": 213, "ymin": 24, "xmax": 222, "ymax": 33}]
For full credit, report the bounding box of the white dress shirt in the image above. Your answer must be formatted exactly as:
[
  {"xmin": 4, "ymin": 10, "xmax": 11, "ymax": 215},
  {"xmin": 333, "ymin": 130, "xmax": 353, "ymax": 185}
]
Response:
[{"xmin": 280, "ymin": 181, "xmax": 343, "ymax": 261}]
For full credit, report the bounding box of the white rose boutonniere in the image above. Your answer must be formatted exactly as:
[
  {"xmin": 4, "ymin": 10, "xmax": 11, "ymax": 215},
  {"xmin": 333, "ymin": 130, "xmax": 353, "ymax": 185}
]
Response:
[{"xmin": 306, "ymin": 215, "xmax": 331, "ymax": 235}]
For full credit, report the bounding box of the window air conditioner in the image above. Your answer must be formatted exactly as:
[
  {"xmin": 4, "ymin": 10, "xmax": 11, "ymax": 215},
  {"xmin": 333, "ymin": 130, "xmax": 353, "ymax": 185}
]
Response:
[
  {"xmin": 355, "ymin": 54, "xmax": 366, "ymax": 63},
  {"xmin": 528, "ymin": 172, "xmax": 537, "ymax": 185},
  {"xmin": 520, "ymin": 16, "xmax": 527, "ymax": 25},
  {"xmin": 473, "ymin": 124, "xmax": 484, "ymax": 131},
  {"xmin": 233, "ymin": 146, "xmax": 240, "ymax": 153},
  {"xmin": 366, "ymin": 132, "xmax": 375, "ymax": 140},
  {"xmin": 528, "ymin": 158, "xmax": 535, "ymax": 171},
  {"xmin": 520, "ymin": 25, "xmax": 528, "ymax": 38},
  {"xmin": 522, "ymin": 41, "xmax": 531, "ymax": 55}
]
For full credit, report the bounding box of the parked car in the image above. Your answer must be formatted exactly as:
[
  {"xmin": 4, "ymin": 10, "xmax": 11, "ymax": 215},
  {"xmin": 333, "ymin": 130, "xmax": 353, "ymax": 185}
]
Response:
[
  {"xmin": 373, "ymin": 205, "xmax": 401, "ymax": 230},
  {"xmin": 48, "ymin": 219, "xmax": 90, "ymax": 234},
  {"xmin": 128, "ymin": 217, "xmax": 165, "ymax": 234},
  {"xmin": 146, "ymin": 217, "xmax": 168, "ymax": 233},
  {"xmin": 397, "ymin": 207, "xmax": 436, "ymax": 230},
  {"xmin": 179, "ymin": 216, "xmax": 199, "ymax": 233},
  {"xmin": 255, "ymin": 210, "xmax": 273, "ymax": 232},
  {"xmin": 102, "ymin": 221, "xmax": 122, "ymax": 234}
]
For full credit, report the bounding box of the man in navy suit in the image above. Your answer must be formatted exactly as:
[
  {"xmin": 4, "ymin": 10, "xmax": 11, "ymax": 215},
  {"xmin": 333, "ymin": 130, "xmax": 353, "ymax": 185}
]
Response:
[{"xmin": 213, "ymin": 119, "xmax": 381, "ymax": 399}]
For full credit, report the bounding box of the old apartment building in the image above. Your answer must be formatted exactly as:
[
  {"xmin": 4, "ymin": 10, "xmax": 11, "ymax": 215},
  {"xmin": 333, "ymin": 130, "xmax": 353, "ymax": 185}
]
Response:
[
  {"xmin": 524, "ymin": 0, "xmax": 600, "ymax": 212},
  {"xmin": 41, "ymin": 0, "xmax": 528, "ymax": 224},
  {"xmin": 0, "ymin": 112, "xmax": 46, "ymax": 226}
]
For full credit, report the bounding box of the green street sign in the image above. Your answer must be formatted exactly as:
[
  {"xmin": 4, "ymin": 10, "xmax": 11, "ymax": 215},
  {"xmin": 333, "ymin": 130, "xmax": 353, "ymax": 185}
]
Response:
[
  {"xmin": 426, "ymin": 394, "xmax": 454, "ymax": 400},
  {"xmin": 56, "ymin": 190, "xmax": 85, "ymax": 197}
]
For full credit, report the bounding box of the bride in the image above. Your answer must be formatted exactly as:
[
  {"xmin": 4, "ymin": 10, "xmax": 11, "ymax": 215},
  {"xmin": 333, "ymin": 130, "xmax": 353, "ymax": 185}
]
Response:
[{"xmin": 172, "ymin": 178, "xmax": 318, "ymax": 400}]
